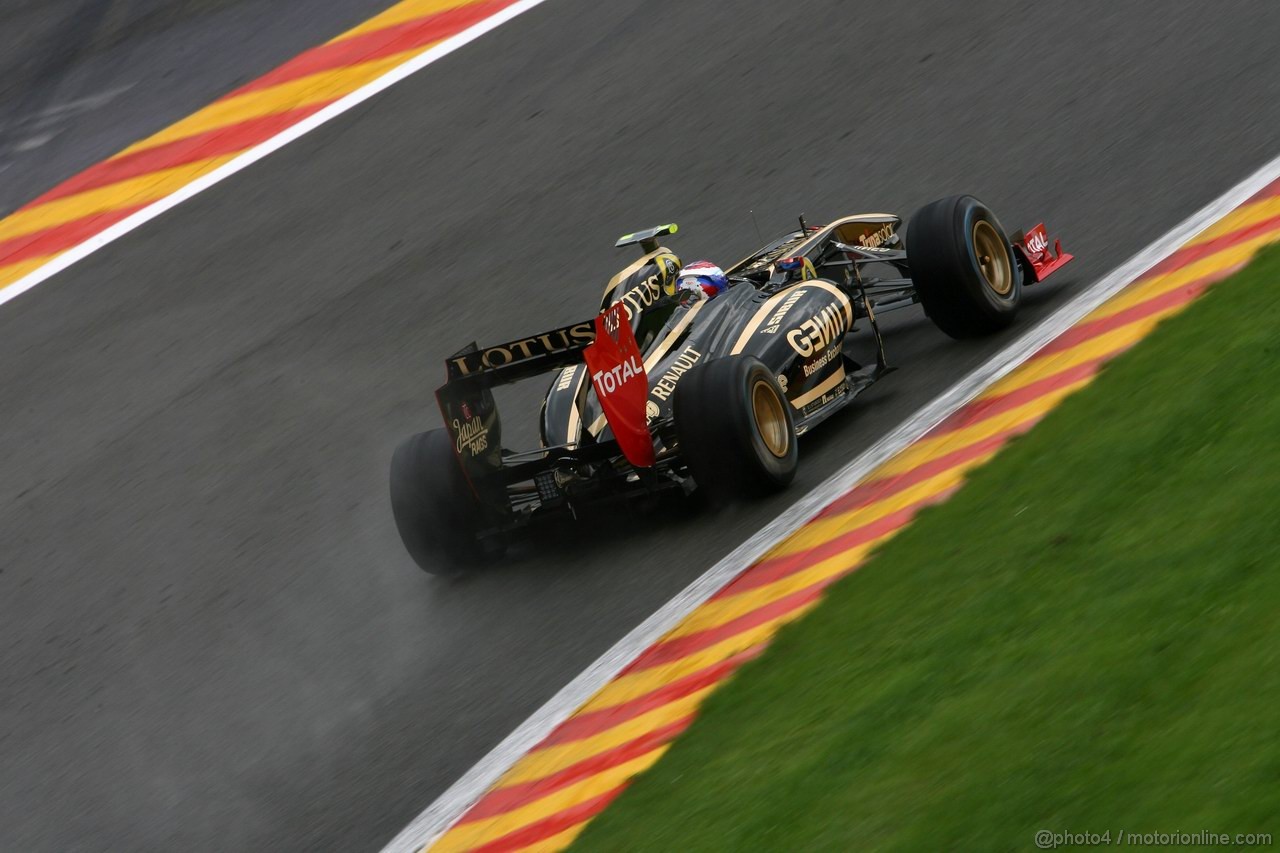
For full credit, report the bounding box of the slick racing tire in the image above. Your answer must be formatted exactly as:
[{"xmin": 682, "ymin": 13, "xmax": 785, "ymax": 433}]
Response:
[
  {"xmin": 908, "ymin": 195, "xmax": 1022, "ymax": 338},
  {"xmin": 390, "ymin": 429, "xmax": 504, "ymax": 575},
  {"xmin": 673, "ymin": 355, "xmax": 798, "ymax": 501}
]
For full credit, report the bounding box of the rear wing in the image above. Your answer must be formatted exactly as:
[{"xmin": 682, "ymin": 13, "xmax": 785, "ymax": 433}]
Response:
[
  {"xmin": 442, "ymin": 320, "xmax": 597, "ymax": 388},
  {"xmin": 435, "ymin": 319, "xmax": 598, "ymax": 513},
  {"xmin": 435, "ymin": 307, "xmax": 653, "ymax": 512}
]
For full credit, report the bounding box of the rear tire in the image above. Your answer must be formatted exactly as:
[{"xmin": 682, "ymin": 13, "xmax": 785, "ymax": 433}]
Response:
[
  {"xmin": 389, "ymin": 429, "xmax": 503, "ymax": 575},
  {"xmin": 673, "ymin": 356, "xmax": 798, "ymax": 502},
  {"xmin": 908, "ymin": 195, "xmax": 1021, "ymax": 338}
]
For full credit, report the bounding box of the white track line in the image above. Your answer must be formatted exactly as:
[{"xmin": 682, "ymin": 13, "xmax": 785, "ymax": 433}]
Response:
[
  {"xmin": 381, "ymin": 152, "xmax": 1280, "ymax": 853},
  {"xmin": 0, "ymin": 0, "xmax": 556, "ymax": 311}
]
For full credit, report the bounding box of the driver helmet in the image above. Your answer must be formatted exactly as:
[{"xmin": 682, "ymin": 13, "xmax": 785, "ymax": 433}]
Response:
[{"xmin": 675, "ymin": 261, "xmax": 729, "ymax": 302}]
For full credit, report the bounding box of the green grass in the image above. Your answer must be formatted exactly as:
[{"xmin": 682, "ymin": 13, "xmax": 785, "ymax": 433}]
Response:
[{"xmin": 574, "ymin": 246, "xmax": 1280, "ymax": 851}]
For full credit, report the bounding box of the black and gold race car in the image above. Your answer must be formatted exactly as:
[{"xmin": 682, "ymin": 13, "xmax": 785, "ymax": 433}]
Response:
[{"xmin": 390, "ymin": 195, "xmax": 1071, "ymax": 573}]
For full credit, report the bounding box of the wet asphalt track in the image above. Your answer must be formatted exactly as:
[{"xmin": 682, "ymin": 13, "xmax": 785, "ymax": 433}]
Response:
[{"xmin": 2, "ymin": 1, "xmax": 1279, "ymax": 850}]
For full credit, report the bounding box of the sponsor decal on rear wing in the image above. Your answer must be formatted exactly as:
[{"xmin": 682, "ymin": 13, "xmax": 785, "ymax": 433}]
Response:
[{"xmin": 443, "ymin": 320, "xmax": 598, "ymax": 385}]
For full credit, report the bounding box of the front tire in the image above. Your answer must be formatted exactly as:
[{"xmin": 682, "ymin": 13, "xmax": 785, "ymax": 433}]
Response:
[
  {"xmin": 389, "ymin": 429, "xmax": 503, "ymax": 575},
  {"xmin": 908, "ymin": 195, "xmax": 1021, "ymax": 338},
  {"xmin": 673, "ymin": 356, "xmax": 798, "ymax": 502}
]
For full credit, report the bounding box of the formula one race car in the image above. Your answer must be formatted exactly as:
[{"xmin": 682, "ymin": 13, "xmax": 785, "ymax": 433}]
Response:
[{"xmin": 391, "ymin": 195, "xmax": 1072, "ymax": 573}]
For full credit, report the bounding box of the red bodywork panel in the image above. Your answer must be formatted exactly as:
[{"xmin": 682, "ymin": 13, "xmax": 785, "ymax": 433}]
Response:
[
  {"xmin": 584, "ymin": 303, "xmax": 655, "ymax": 469},
  {"xmin": 1013, "ymin": 222, "xmax": 1074, "ymax": 283}
]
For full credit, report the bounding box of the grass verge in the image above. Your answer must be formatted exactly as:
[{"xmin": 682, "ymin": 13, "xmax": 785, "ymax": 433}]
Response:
[{"xmin": 574, "ymin": 246, "xmax": 1280, "ymax": 850}]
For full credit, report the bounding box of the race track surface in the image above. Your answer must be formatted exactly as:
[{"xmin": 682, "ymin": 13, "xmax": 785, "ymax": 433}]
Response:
[
  {"xmin": 0, "ymin": 0, "xmax": 395, "ymax": 215},
  {"xmin": 2, "ymin": 2, "xmax": 1278, "ymax": 850}
]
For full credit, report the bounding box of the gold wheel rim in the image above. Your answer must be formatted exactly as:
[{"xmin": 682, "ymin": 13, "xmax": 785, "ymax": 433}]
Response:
[
  {"xmin": 972, "ymin": 220, "xmax": 1013, "ymax": 296},
  {"xmin": 751, "ymin": 379, "xmax": 790, "ymax": 458}
]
